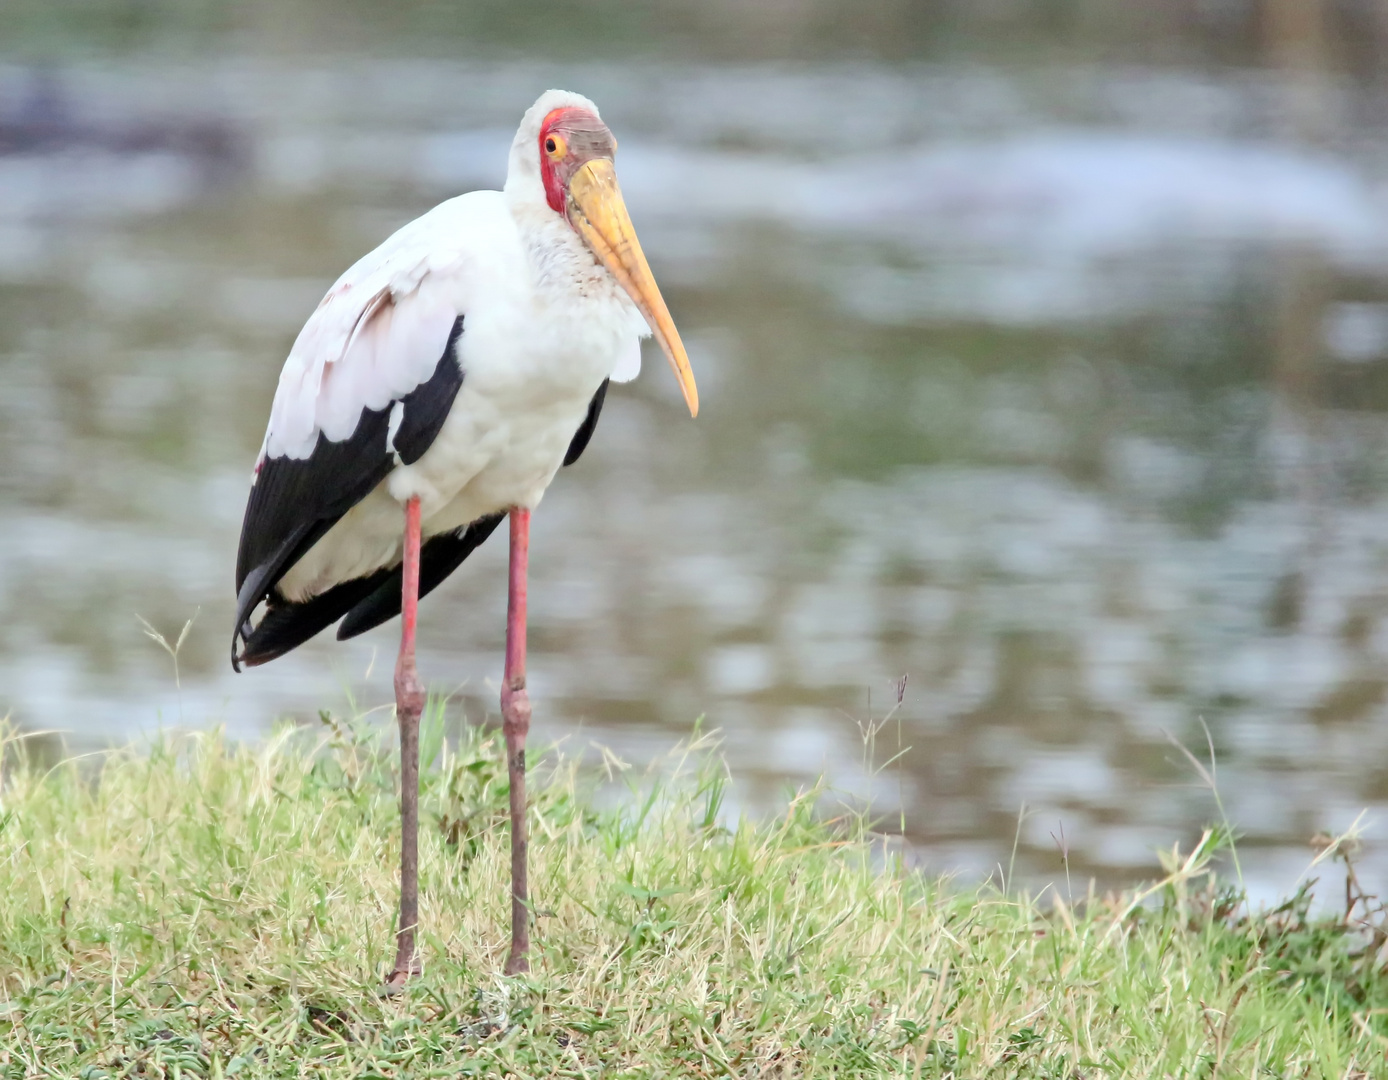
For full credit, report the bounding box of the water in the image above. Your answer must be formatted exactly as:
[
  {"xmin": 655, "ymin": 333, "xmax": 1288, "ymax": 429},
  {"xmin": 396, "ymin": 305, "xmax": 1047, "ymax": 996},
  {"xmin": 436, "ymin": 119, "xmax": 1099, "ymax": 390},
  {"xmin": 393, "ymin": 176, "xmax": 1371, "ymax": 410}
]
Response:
[{"xmin": 5, "ymin": 15, "xmax": 1388, "ymax": 900}]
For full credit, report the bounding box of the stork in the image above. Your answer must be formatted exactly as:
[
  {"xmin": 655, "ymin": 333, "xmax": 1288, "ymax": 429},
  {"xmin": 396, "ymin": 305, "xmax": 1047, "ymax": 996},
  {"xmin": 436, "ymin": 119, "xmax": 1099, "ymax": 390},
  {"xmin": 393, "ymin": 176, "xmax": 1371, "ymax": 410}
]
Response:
[{"xmin": 230, "ymin": 90, "xmax": 698, "ymax": 983}]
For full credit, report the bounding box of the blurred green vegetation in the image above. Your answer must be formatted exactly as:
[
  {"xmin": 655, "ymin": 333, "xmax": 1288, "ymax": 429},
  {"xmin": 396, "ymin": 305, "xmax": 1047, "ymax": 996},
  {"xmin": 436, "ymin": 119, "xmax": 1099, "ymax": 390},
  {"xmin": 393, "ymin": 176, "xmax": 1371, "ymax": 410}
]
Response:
[{"xmin": 4, "ymin": 0, "xmax": 1382, "ymax": 69}]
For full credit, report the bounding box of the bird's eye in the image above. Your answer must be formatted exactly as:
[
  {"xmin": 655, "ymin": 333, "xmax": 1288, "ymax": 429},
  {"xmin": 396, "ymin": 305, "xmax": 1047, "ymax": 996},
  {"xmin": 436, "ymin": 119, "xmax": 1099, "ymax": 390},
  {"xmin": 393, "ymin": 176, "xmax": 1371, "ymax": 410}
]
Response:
[{"xmin": 544, "ymin": 134, "xmax": 567, "ymax": 159}]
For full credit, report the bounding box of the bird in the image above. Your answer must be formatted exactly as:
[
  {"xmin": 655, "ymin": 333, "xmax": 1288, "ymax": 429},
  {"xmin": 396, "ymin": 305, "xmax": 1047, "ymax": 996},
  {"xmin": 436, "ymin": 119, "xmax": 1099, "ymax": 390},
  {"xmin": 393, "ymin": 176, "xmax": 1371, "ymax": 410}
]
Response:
[{"xmin": 230, "ymin": 89, "xmax": 698, "ymax": 983}]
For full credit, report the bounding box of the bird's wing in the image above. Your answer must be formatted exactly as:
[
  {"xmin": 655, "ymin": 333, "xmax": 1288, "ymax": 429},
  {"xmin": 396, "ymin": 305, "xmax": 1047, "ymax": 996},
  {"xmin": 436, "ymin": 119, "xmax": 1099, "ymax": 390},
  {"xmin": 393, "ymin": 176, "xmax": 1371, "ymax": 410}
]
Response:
[
  {"xmin": 244, "ymin": 512, "xmax": 507, "ymax": 666},
  {"xmin": 563, "ymin": 378, "xmax": 609, "ymax": 467},
  {"xmin": 233, "ymin": 200, "xmax": 487, "ymax": 666},
  {"xmin": 261, "ymin": 208, "xmax": 476, "ymax": 462}
]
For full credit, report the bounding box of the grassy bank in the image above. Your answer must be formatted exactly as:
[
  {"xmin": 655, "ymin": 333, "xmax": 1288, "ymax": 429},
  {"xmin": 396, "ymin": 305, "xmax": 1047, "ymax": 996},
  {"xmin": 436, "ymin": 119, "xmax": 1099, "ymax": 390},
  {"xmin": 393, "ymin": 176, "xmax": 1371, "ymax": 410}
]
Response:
[{"xmin": 0, "ymin": 715, "xmax": 1385, "ymax": 1078}]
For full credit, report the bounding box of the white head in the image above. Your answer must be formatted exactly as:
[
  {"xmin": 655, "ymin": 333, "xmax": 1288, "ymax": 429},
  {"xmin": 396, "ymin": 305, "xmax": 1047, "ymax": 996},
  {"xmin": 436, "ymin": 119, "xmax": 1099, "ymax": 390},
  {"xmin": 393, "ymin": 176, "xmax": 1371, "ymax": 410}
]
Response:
[
  {"xmin": 504, "ymin": 89, "xmax": 606, "ymax": 207},
  {"xmin": 504, "ymin": 89, "xmax": 698, "ymax": 418}
]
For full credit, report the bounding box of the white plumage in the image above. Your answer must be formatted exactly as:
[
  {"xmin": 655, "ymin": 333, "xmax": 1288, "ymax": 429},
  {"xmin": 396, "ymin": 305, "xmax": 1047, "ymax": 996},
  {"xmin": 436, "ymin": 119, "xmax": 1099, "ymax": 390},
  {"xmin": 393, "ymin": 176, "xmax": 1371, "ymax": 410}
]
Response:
[{"xmin": 255, "ymin": 90, "xmax": 648, "ymax": 603}]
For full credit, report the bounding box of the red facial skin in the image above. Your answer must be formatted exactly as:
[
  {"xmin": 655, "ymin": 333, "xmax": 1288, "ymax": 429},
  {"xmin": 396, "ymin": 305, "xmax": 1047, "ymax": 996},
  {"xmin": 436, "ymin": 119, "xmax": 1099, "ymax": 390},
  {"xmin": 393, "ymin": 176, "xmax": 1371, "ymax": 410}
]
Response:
[{"xmin": 538, "ymin": 106, "xmax": 616, "ymax": 216}]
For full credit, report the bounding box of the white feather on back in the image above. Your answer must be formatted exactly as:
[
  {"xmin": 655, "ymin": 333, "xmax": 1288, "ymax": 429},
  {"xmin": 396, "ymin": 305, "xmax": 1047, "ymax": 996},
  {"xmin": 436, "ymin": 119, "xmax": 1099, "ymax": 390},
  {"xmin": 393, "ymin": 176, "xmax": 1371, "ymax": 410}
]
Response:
[
  {"xmin": 253, "ymin": 89, "xmax": 681, "ymax": 602},
  {"xmin": 257, "ymin": 89, "xmax": 652, "ymax": 475},
  {"xmin": 261, "ymin": 195, "xmax": 500, "ymax": 461}
]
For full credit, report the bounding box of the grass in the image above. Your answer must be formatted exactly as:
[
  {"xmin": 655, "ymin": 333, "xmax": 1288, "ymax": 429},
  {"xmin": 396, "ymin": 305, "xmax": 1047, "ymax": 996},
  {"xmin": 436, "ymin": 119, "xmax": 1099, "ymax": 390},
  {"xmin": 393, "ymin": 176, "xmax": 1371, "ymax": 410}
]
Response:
[{"xmin": 1, "ymin": 711, "xmax": 1387, "ymax": 1078}]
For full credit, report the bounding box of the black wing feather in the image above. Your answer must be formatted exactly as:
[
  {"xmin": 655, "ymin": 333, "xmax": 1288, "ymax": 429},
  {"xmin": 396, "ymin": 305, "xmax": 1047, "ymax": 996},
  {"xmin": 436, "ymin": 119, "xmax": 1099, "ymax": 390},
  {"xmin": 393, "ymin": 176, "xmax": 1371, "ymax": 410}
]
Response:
[
  {"xmin": 336, "ymin": 512, "xmax": 506, "ymax": 640},
  {"xmin": 563, "ymin": 378, "xmax": 608, "ymax": 467},
  {"xmin": 233, "ymin": 420, "xmax": 392, "ymax": 653},
  {"xmin": 234, "ymin": 413, "xmax": 392, "ymax": 597},
  {"xmin": 231, "ymin": 315, "xmax": 465, "ymax": 669},
  {"xmin": 240, "ymin": 513, "xmax": 505, "ymax": 663},
  {"xmin": 395, "ymin": 316, "xmax": 466, "ymax": 465},
  {"xmin": 238, "ymin": 565, "xmax": 394, "ymax": 668}
]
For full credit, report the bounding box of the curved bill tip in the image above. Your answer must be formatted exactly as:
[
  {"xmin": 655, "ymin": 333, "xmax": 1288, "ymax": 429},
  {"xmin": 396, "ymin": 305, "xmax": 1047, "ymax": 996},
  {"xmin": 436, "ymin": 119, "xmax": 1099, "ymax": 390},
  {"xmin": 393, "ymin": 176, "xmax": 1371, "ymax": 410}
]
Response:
[{"xmin": 567, "ymin": 158, "xmax": 699, "ymax": 418}]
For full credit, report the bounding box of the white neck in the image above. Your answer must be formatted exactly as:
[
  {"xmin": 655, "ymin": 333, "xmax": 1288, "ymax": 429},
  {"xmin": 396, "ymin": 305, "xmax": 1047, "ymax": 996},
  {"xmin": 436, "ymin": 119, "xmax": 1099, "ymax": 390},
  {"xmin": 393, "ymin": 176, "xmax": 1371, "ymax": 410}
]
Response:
[{"xmin": 502, "ymin": 88, "xmax": 643, "ymax": 324}]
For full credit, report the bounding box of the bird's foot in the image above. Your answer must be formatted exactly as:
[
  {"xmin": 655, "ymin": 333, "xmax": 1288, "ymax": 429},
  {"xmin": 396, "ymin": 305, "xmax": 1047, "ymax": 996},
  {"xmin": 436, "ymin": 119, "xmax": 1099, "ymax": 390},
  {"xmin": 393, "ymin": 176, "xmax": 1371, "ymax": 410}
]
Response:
[{"xmin": 379, "ymin": 960, "xmax": 423, "ymax": 997}]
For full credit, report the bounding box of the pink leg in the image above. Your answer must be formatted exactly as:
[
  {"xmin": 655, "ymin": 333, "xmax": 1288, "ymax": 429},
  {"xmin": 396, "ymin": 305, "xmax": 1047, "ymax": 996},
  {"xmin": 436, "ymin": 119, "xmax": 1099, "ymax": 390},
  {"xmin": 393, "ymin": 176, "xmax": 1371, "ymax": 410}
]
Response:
[
  {"xmin": 502, "ymin": 508, "xmax": 532, "ymax": 975},
  {"xmin": 388, "ymin": 495, "xmax": 425, "ymax": 988}
]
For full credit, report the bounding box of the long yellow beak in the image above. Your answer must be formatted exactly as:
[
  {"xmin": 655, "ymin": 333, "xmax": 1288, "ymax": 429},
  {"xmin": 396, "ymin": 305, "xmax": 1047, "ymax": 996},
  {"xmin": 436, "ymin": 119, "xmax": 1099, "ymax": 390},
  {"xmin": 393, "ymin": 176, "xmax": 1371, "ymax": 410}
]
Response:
[{"xmin": 567, "ymin": 158, "xmax": 699, "ymax": 418}]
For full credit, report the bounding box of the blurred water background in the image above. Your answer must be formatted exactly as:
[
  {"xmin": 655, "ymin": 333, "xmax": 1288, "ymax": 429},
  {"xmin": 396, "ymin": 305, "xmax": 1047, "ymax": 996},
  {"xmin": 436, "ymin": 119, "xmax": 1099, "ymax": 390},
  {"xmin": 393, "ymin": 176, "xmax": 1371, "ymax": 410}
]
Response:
[{"xmin": 5, "ymin": 1, "xmax": 1388, "ymax": 899}]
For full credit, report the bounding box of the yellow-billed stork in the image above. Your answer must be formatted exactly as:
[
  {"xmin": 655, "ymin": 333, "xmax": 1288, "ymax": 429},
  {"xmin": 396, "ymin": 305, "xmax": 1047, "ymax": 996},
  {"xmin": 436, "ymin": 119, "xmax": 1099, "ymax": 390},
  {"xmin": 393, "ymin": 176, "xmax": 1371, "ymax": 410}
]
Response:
[{"xmin": 230, "ymin": 89, "xmax": 698, "ymax": 982}]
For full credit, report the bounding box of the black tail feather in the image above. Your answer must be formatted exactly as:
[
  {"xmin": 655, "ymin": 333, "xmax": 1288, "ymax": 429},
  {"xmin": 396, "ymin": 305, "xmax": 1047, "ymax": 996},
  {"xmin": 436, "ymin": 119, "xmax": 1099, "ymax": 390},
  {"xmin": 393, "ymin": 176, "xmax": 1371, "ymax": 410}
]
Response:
[
  {"xmin": 337, "ymin": 513, "xmax": 506, "ymax": 641},
  {"xmin": 231, "ymin": 318, "xmax": 467, "ymax": 670},
  {"xmin": 238, "ymin": 569, "xmax": 390, "ymax": 667},
  {"xmin": 232, "ymin": 519, "xmax": 337, "ymax": 670},
  {"xmin": 237, "ymin": 512, "xmax": 507, "ymax": 665}
]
